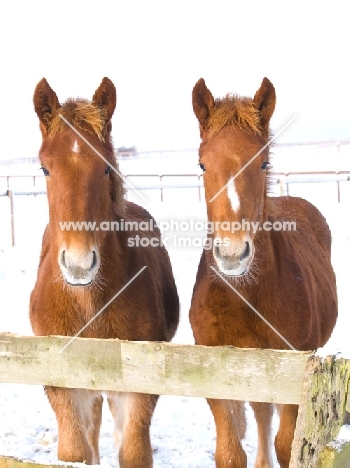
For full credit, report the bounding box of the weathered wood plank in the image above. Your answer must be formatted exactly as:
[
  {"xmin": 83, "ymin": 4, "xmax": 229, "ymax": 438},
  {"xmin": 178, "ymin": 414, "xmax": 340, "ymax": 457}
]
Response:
[
  {"xmin": 0, "ymin": 456, "xmax": 74, "ymax": 467},
  {"xmin": 290, "ymin": 356, "xmax": 350, "ymax": 468},
  {"xmin": 0, "ymin": 333, "xmax": 312, "ymax": 403}
]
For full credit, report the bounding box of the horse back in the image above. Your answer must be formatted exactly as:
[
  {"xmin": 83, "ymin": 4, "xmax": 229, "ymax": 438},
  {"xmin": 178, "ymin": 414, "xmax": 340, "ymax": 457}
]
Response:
[{"xmin": 267, "ymin": 196, "xmax": 332, "ymax": 254}]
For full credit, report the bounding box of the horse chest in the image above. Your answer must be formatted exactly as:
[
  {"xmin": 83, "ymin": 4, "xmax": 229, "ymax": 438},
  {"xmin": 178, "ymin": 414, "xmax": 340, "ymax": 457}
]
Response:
[{"xmin": 191, "ymin": 290, "xmax": 265, "ymax": 347}]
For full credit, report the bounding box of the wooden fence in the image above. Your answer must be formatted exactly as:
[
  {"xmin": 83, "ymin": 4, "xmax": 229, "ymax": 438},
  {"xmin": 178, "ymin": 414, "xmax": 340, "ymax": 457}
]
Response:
[{"xmin": 1, "ymin": 334, "xmax": 350, "ymax": 467}]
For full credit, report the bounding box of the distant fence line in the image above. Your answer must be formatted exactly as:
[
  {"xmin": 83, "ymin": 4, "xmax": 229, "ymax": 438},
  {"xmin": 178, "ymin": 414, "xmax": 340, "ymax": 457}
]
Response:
[
  {"xmin": 1, "ymin": 171, "xmax": 350, "ymax": 247},
  {"xmin": 0, "ymin": 139, "xmax": 350, "ymax": 167},
  {"xmin": 1, "ymin": 170, "xmax": 350, "ymax": 198}
]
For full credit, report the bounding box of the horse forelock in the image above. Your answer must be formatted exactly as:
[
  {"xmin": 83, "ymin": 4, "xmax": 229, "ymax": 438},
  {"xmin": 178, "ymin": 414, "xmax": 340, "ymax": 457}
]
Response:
[
  {"xmin": 204, "ymin": 94, "xmax": 274, "ymax": 194},
  {"xmin": 206, "ymin": 95, "xmax": 262, "ymax": 138},
  {"xmin": 49, "ymin": 99, "xmax": 107, "ymax": 142}
]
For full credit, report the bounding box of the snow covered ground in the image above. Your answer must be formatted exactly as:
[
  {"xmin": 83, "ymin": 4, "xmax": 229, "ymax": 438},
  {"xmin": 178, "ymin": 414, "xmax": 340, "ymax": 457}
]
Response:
[{"xmin": 0, "ymin": 181, "xmax": 349, "ymax": 467}]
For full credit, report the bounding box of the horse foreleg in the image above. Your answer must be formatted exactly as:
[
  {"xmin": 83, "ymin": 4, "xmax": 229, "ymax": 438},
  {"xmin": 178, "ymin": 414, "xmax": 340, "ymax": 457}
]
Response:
[
  {"xmin": 107, "ymin": 391, "xmax": 157, "ymax": 468},
  {"xmin": 250, "ymin": 402, "xmax": 273, "ymax": 468},
  {"xmin": 208, "ymin": 398, "xmax": 247, "ymax": 468},
  {"xmin": 45, "ymin": 386, "xmax": 102, "ymax": 464},
  {"xmin": 88, "ymin": 394, "xmax": 103, "ymax": 460},
  {"xmin": 274, "ymin": 404, "xmax": 298, "ymax": 468}
]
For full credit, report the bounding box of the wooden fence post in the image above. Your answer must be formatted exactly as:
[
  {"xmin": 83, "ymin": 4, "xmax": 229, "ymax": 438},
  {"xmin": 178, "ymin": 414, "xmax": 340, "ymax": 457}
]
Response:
[
  {"xmin": 7, "ymin": 189, "xmax": 15, "ymax": 247},
  {"xmin": 290, "ymin": 355, "xmax": 350, "ymax": 467}
]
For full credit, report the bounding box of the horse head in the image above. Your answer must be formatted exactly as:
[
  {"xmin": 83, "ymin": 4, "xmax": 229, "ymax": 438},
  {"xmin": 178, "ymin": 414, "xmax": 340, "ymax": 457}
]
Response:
[
  {"xmin": 33, "ymin": 77, "xmax": 124, "ymax": 286},
  {"xmin": 192, "ymin": 77, "xmax": 276, "ymax": 277}
]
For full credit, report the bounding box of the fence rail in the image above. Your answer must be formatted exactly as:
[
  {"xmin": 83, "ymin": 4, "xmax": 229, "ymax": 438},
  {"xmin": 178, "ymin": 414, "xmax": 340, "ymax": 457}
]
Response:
[
  {"xmin": 0, "ymin": 334, "xmax": 350, "ymax": 467},
  {"xmin": 0, "ymin": 334, "xmax": 311, "ymax": 402},
  {"xmin": 1, "ymin": 170, "xmax": 350, "ymax": 196}
]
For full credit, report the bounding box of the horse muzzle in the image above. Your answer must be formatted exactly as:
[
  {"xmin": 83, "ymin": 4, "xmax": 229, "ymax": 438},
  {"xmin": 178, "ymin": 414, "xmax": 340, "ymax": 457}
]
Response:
[
  {"xmin": 213, "ymin": 237, "xmax": 254, "ymax": 277},
  {"xmin": 58, "ymin": 247, "xmax": 100, "ymax": 286}
]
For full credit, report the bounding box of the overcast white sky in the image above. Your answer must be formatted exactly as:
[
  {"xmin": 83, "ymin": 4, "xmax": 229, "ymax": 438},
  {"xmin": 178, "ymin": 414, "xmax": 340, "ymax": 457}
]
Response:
[{"xmin": 0, "ymin": 0, "xmax": 349, "ymax": 159}]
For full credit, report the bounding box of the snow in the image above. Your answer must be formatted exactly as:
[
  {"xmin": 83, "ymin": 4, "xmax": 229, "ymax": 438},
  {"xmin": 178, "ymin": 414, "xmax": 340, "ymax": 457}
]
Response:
[
  {"xmin": 0, "ymin": 167, "xmax": 350, "ymax": 467},
  {"xmin": 331, "ymin": 425, "xmax": 350, "ymax": 452}
]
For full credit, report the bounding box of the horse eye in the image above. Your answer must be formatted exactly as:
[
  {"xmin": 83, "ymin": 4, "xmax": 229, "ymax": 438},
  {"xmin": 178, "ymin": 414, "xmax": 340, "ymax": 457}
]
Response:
[
  {"xmin": 199, "ymin": 162, "xmax": 206, "ymax": 171},
  {"xmin": 40, "ymin": 166, "xmax": 50, "ymax": 176},
  {"xmin": 261, "ymin": 161, "xmax": 270, "ymax": 171},
  {"xmin": 105, "ymin": 165, "xmax": 111, "ymax": 175}
]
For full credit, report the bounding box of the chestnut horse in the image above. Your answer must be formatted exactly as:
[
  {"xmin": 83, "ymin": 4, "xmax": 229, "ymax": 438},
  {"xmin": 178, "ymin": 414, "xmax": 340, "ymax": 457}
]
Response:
[
  {"xmin": 30, "ymin": 78, "xmax": 179, "ymax": 467},
  {"xmin": 190, "ymin": 78, "xmax": 337, "ymax": 468}
]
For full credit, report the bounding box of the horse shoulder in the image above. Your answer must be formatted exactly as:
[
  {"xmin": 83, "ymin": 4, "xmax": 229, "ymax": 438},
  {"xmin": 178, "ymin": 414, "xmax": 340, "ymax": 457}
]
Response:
[{"xmin": 119, "ymin": 201, "xmax": 179, "ymax": 341}]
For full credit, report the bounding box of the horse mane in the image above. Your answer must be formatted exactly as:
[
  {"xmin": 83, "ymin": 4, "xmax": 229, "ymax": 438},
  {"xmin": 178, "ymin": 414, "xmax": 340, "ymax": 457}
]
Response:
[
  {"xmin": 49, "ymin": 98, "xmax": 125, "ymax": 213},
  {"xmin": 109, "ymin": 163, "xmax": 126, "ymax": 215},
  {"xmin": 206, "ymin": 95, "xmax": 262, "ymax": 138}
]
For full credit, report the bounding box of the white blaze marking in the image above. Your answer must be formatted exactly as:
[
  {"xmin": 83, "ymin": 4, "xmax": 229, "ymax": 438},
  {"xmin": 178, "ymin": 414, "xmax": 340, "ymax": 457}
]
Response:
[
  {"xmin": 72, "ymin": 139, "xmax": 80, "ymax": 153},
  {"xmin": 227, "ymin": 177, "xmax": 240, "ymax": 213}
]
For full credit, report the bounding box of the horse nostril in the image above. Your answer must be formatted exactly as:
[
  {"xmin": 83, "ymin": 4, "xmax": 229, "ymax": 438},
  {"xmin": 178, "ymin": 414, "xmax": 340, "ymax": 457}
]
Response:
[
  {"xmin": 61, "ymin": 250, "xmax": 67, "ymax": 268},
  {"xmin": 213, "ymin": 245, "xmax": 221, "ymax": 260},
  {"xmin": 240, "ymin": 242, "xmax": 250, "ymax": 261},
  {"xmin": 91, "ymin": 251, "xmax": 97, "ymax": 269}
]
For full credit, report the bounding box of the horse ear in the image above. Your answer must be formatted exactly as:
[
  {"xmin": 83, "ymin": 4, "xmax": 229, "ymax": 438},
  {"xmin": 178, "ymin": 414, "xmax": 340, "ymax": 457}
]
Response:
[
  {"xmin": 192, "ymin": 78, "xmax": 215, "ymax": 133},
  {"xmin": 253, "ymin": 78, "xmax": 276, "ymax": 134},
  {"xmin": 92, "ymin": 77, "xmax": 116, "ymax": 123},
  {"xmin": 33, "ymin": 78, "xmax": 60, "ymax": 133}
]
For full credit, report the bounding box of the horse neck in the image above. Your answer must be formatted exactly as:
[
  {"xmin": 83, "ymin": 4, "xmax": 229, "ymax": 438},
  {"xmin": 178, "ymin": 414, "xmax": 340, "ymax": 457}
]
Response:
[{"xmin": 251, "ymin": 229, "xmax": 275, "ymax": 275}]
